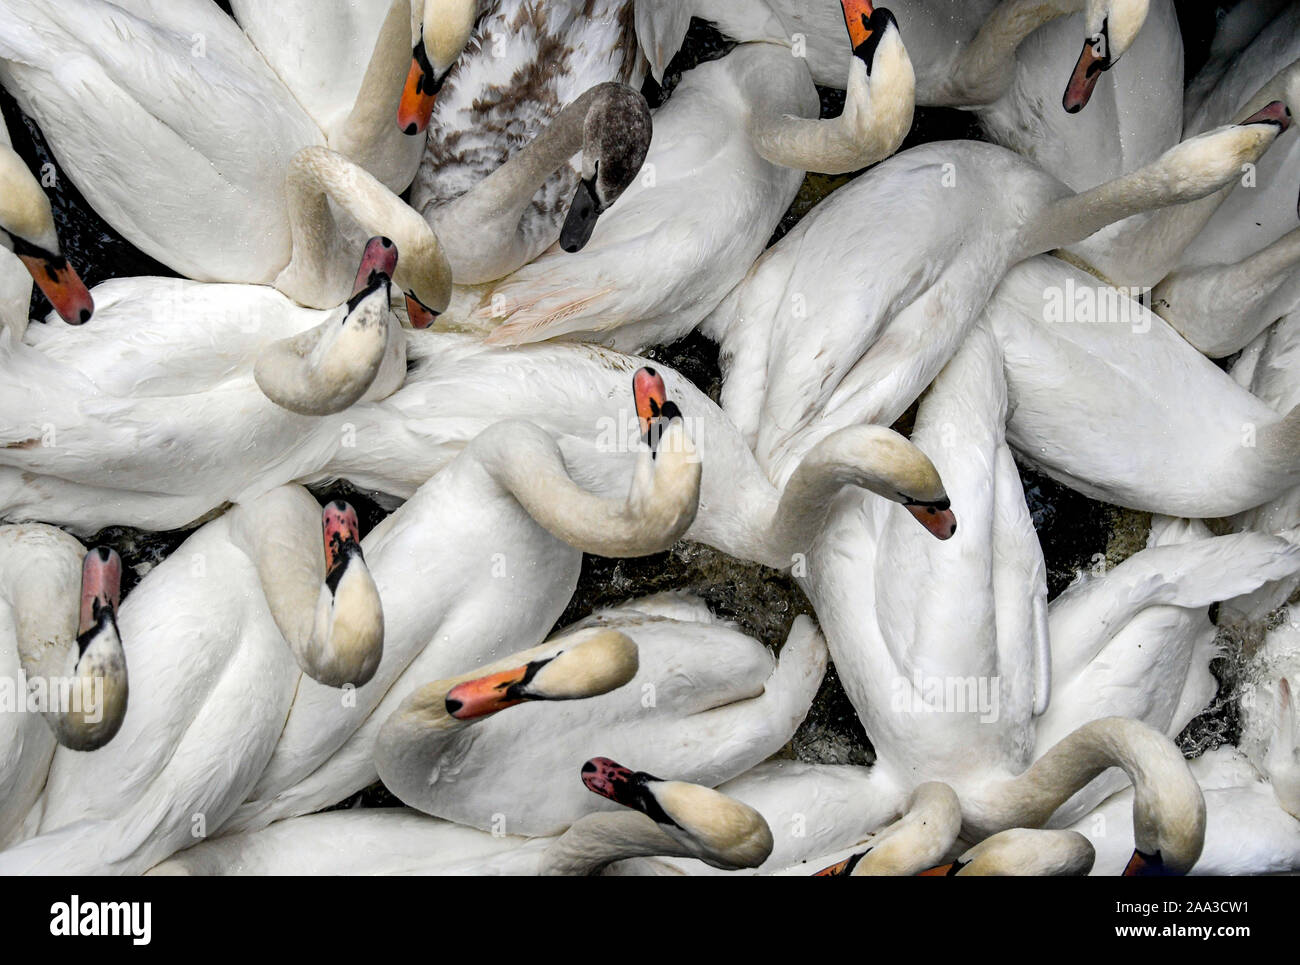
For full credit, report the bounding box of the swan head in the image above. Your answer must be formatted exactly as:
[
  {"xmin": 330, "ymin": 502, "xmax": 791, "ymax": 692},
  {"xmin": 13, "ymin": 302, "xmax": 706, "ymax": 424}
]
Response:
[
  {"xmin": 581, "ymin": 757, "xmax": 775, "ymax": 870},
  {"xmin": 1134, "ymin": 106, "xmax": 1290, "ymax": 202},
  {"xmin": 1063, "ymin": 0, "xmax": 1150, "ymax": 113},
  {"xmin": 308, "ymin": 500, "xmax": 383, "ymax": 688},
  {"xmin": 443, "ymin": 630, "xmax": 639, "ymax": 720},
  {"xmin": 52, "ymin": 547, "xmax": 127, "ymax": 751},
  {"xmin": 816, "ymin": 426, "xmax": 955, "ymax": 539},
  {"xmin": 255, "ymin": 253, "xmax": 395, "ymax": 416},
  {"xmin": 0, "ymin": 146, "xmax": 93, "ymax": 325},
  {"xmin": 837, "ymin": 7, "xmax": 914, "ymax": 175},
  {"xmin": 627, "ymin": 367, "xmax": 701, "ymax": 549},
  {"xmin": 399, "ymin": 0, "xmax": 476, "ymax": 135},
  {"xmin": 921, "ymin": 829, "xmax": 1096, "ymax": 876},
  {"xmin": 559, "ymin": 85, "xmax": 653, "ymax": 253}
]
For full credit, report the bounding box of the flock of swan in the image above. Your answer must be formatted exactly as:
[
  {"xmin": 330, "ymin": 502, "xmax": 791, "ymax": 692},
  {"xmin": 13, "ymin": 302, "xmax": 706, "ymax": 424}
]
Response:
[{"xmin": 0, "ymin": 0, "xmax": 1296, "ymax": 876}]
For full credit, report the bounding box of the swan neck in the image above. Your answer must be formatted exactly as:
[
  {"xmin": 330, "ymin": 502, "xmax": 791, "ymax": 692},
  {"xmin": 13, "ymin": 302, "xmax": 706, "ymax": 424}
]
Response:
[
  {"xmin": 952, "ymin": 0, "xmax": 1083, "ymax": 105},
  {"xmin": 541, "ymin": 812, "xmax": 686, "ymax": 875}
]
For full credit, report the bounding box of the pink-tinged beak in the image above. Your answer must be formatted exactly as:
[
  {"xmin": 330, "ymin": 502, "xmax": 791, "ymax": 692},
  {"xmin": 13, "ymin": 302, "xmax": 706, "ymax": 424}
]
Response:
[
  {"xmin": 322, "ymin": 501, "xmax": 362, "ymax": 574},
  {"xmin": 905, "ymin": 502, "xmax": 957, "ymax": 540},
  {"xmin": 17, "ymin": 251, "xmax": 94, "ymax": 325},
  {"xmin": 1123, "ymin": 849, "xmax": 1177, "ymax": 876},
  {"xmin": 444, "ymin": 664, "xmax": 536, "ymax": 720},
  {"xmin": 633, "ymin": 366, "xmax": 668, "ymax": 439},
  {"xmin": 581, "ymin": 756, "xmax": 641, "ymax": 804},
  {"xmin": 78, "ymin": 546, "xmax": 122, "ymax": 635},
  {"xmin": 352, "ymin": 237, "xmax": 398, "ymax": 296},
  {"xmin": 1063, "ymin": 38, "xmax": 1108, "ymax": 113},
  {"xmin": 1240, "ymin": 100, "xmax": 1292, "ymax": 132},
  {"xmin": 405, "ymin": 292, "xmax": 438, "ymax": 329}
]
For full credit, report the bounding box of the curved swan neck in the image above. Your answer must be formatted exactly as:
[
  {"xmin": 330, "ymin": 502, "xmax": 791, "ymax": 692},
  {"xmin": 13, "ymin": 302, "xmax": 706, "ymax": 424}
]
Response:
[
  {"xmin": 469, "ymin": 419, "xmax": 700, "ymax": 558},
  {"xmin": 540, "ymin": 812, "xmax": 688, "ymax": 875},
  {"xmin": 748, "ymin": 32, "xmax": 915, "ymax": 175},
  {"xmin": 764, "ymin": 427, "xmax": 917, "ymax": 567},
  {"xmin": 278, "ymin": 146, "xmax": 448, "ymax": 309},
  {"xmin": 982, "ymin": 718, "xmax": 1205, "ymax": 865},
  {"xmin": 945, "ymin": 0, "xmax": 1083, "ymax": 106}
]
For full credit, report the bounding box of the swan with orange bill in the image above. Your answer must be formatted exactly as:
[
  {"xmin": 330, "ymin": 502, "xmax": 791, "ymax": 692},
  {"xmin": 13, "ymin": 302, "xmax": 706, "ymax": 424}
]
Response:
[
  {"xmin": 467, "ymin": 0, "xmax": 915, "ymax": 350},
  {"xmin": 648, "ymin": 0, "xmax": 1152, "ymax": 113},
  {"xmin": 0, "ymin": 486, "xmax": 384, "ymax": 874},
  {"xmin": 216, "ymin": 372, "xmax": 703, "ymax": 837},
  {"xmin": 0, "ymin": 119, "xmax": 92, "ymax": 334},
  {"xmin": 0, "ymin": 532, "xmax": 126, "ymax": 848},
  {"xmin": 372, "ymin": 592, "xmax": 827, "ymax": 836}
]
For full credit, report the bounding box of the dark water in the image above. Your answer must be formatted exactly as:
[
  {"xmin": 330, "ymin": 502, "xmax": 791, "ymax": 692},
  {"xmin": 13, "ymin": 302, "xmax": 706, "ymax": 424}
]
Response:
[{"xmin": 0, "ymin": 3, "xmax": 1242, "ymax": 812}]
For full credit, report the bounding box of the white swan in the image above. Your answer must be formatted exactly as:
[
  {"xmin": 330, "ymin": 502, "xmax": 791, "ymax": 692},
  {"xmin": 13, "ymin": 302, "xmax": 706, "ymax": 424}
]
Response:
[
  {"xmin": 803, "ymin": 326, "xmax": 1206, "ymax": 873},
  {"xmin": 708, "ymin": 114, "xmax": 1286, "ymax": 485},
  {"xmin": 146, "ymin": 766, "xmax": 772, "ymax": 875},
  {"xmin": 650, "ymin": 0, "xmax": 1151, "ymax": 112},
  {"xmin": 229, "ymin": 0, "xmax": 459, "ymax": 192},
  {"xmin": 0, "ymin": 335, "xmax": 953, "ymax": 563},
  {"xmin": 214, "ymin": 378, "xmax": 701, "ymax": 836},
  {"xmin": 461, "ymin": 1, "xmax": 914, "ymax": 350},
  {"xmin": 374, "ymin": 592, "xmax": 826, "ymax": 835},
  {"xmin": 412, "ymin": 0, "xmax": 646, "ymax": 265},
  {"xmin": 985, "ymin": 256, "xmax": 1300, "ymax": 518},
  {"xmin": 914, "ymin": 828, "xmax": 1096, "ymax": 875},
  {"xmin": 0, "ymin": 118, "xmax": 92, "ymax": 330},
  {"xmin": 1151, "ymin": 8, "xmax": 1300, "ymax": 357},
  {"xmin": 1069, "ymin": 742, "xmax": 1300, "ymax": 875},
  {"xmin": 0, "ymin": 528, "xmax": 124, "ymax": 847},
  {"xmin": 0, "ymin": 485, "xmax": 383, "ymax": 874}
]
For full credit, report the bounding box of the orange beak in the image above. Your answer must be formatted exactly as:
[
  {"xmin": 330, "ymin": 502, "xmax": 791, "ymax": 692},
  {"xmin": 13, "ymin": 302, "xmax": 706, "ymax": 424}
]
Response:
[
  {"xmin": 405, "ymin": 292, "xmax": 439, "ymax": 329},
  {"xmin": 444, "ymin": 664, "xmax": 535, "ymax": 720},
  {"xmin": 905, "ymin": 502, "xmax": 957, "ymax": 540},
  {"xmin": 398, "ymin": 50, "xmax": 439, "ymax": 136},
  {"xmin": 78, "ymin": 547, "xmax": 122, "ymax": 636},
  {"xmin": 322, "ymin": 501, "xmax": 362, "ymax": 574},
  {"xmin": 1122, "ymin": 849, "xmax": 1177, "ymax": 876},
  {"xmin": 352, "ymin": 237, "xmax": 398, "ymax": 296},
  {"xmin": 634, "ymin": 366, "xmax": 668, "ymax": 439},
  {"xmin": 840, "ymin": 0, "xmax": 876, "ymax": 50},
  {"xmin": 18, "ymin": 251, "xmax": 93, "ymax": 325},
  {"xmin": 1063, "ymin": 38, "xmax": 1108, "ymax": 113},
  {"xmin": 917, "ymin": 862, "xmax": 955, "ymax": 876},
  {"xmin": 812, "ymin": 855, "xmax": 856, "ymax": 876}
]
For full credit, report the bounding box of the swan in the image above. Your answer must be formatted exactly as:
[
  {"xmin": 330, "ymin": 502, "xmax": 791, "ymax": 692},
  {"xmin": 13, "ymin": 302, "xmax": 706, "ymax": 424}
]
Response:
[
  {"xmin": 374, "ymin": 592, "xmax": 827, "ymax": 835},
  {"xmin": 707, "ymin": 111, "xmax": 1287, "ymax": 485},
  {"xmin": 411, "ymin": 0, "xmax": 646, "ymax": 266},
  {"xmin": 213, "ymin": 375, "xmax": 701, "ymax": 836},
  {"xmin": 0, "ymin": 335, "xmax": 954, "ymax": 563},
  {"xmin": 985, "ymin": 256, "xmax": 1300, "ymax": 518},
  {"xmin": 0, "ymin": 529, "xmax": 124, "ymax": 847},
  {"xmin": 0, "ymin": 0, "xmax": 624, "ymax": 316},
  {"xmin": 10, "ymin": 236, "xmax": 404, "ymax": 427},
  {"xmin": 1069, "ymin": 740, "xmax": 1300, "ymax": 875},
  {"xmin": 802, "ymin": 326, "xmax": 1206, "ymax": 873},
  {"xmin": 463, "ymin": 1, "xmax": 915, "ymax": 350},
  {"xmin": 0, "ymin": 118, "xmax": 92, "ymax": 330},
  {"xmin": 146, "ymin": 763, "xmax": 772, "ymax": 875},
  {"xmin": 1031, "ymin": 515, "xmax": 1300, "ymax": 824},
  {"xmin": 648, "ymin": 0, "xmax": 1151, "ymax": 112},
  {"xmin": 228, "ymin": 0, "xmax": 463, "ymax": 192},
  {"xmin": 914, "ymin": 828, "xmax": 1096, "ymax": 875},
  {"xmin": 0, "ymin": 486, "xmax": 383, "ymax": 874},
  {"xmin": 1151, "ymin": 9, "xmax": 1300, "ymax": 357}
]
